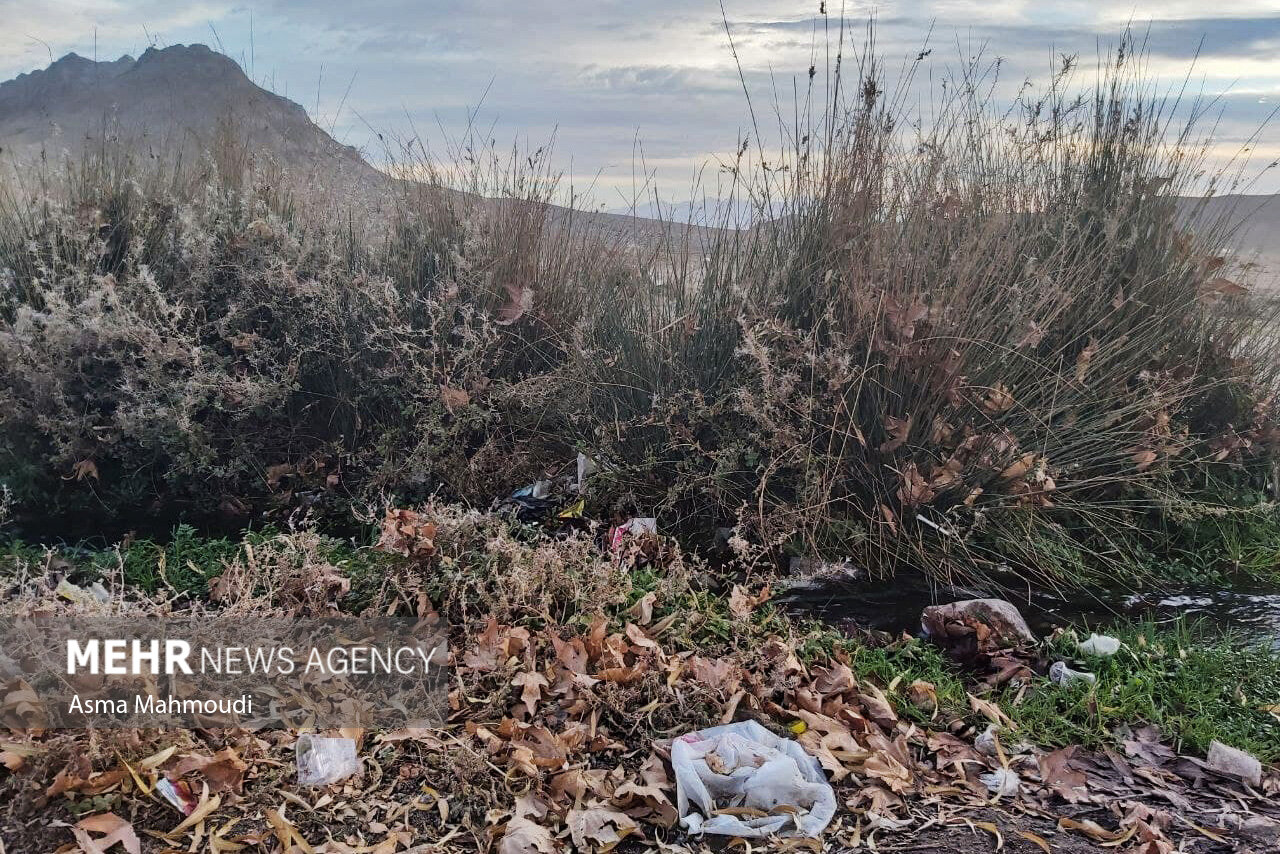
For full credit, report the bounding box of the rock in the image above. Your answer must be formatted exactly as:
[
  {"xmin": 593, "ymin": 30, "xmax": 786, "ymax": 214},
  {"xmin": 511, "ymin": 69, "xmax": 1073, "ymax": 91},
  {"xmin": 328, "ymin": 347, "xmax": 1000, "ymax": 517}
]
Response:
[
  {"xmin": 1207, "ymin": 740, "xmax": 1263, "ymax": 788},
  {"xmin": 921, "ymin": 599, "xmax": 1035, "ymax": 659}
]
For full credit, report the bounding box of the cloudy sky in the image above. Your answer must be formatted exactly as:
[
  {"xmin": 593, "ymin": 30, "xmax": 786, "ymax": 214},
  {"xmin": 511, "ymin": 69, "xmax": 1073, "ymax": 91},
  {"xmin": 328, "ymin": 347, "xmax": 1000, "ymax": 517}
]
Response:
[{"xmin": 1, "ymin": 1, "xmax": 1278, "ymax": 202}]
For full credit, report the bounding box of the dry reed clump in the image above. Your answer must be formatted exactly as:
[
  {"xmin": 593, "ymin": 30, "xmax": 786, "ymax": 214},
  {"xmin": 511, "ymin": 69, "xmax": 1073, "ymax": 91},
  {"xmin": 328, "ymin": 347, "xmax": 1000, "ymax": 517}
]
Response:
[
  {"xmin": 1, "ymin": 34, "xmax": 1277, "ymax": 586},
  {"xmin": 205, "ymin": 530, "xmax": 352, "ymax": 615},
  {"xmin": 378, "ymin": 503, "xmax": 696, "ymax": 627}
]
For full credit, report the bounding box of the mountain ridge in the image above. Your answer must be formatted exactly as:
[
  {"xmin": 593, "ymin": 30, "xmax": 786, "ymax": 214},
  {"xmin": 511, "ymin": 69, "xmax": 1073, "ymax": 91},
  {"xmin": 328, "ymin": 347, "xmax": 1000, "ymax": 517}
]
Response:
[
  {"xmin": 0, "ymin": 44, "xmax": 383, "ymax": 208},
  {"xmin": 0, "ymin": 45, "xmax": 1275, "ymax": 283}
]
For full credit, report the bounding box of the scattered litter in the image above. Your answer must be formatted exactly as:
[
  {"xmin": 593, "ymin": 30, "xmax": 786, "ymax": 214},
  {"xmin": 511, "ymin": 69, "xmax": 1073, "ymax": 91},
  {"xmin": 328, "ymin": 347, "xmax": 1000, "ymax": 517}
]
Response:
[
  {"xmin": 979, "ymin": 767, "xmax": 1021, "ymax": 796},
  {"xmin": 1049, "ymin": 661, "xmax": 1097, "ymax": 687},
  {"xmin": 609, "ymin": 517, "xmax": 657, "ymax": 552},
  {"xmin": 55, "ymin": 578, "xmax": 110, "ymax": 605},
  {"xmin": 496, "ymin": 480, "xmax": 556, "ymax": 521},
  {"xmin": 575, "ymin": 453, "xmax": 597, "ymax": 494},
  {"xmin": 974, "ymin": 724, "xmax": 1001, "ymax": 757},
  {"xmin": 295, "ymin": 735, "xmax": 360, "ymax": 786},
  {"xmin": 671, "ymin": 719, "xmax": 836, "ymax": 838},
  {"xmin": 155, "ymin": 777, "xmax": 197, "ymax": 815},
  {"xmin": 914, "ymin": 512, "xmax": 958, "ymax": 537},
  {"xmin": 1077, "ymin": 633, "xmax": 1121, "ymax": 656},
  {"xmin": 1206, "ymin": 740, "xmax": 1262, "ymax": 787},
  {"xmin": 494, "ymin": 454, "xmax": 601, "ymax": 525}
]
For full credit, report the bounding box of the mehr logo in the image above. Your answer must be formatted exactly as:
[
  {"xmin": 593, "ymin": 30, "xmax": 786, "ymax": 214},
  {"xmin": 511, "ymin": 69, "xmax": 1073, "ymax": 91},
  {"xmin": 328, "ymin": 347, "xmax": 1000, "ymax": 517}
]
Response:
[{"xmin": 67, "ymin": 639, "xmax": 193, "ymax": 674}]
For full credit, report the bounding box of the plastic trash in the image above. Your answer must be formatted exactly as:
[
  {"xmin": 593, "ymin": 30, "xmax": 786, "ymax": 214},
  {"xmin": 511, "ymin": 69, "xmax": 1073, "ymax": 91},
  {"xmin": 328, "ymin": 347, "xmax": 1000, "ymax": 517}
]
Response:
[
  {"xmin": 979, "ymin": 767, "xmax": 1021, "ymax": 795},
  {"xmin": 974, "ymin": 724, "xmax": 1000, "ymax": 757},
  {"xmin": 155, "ymin": 778, "xmax": 197, "ymax": 815},
  {"xmin": 1077, "ymin": 633, "xmax": 1121, "ymax": 656},
  {"xmin": 1049, "ymin": 661, "xmax": 1097, "ymax": 687},
  {"xmin": 296, "ymin": 734, "xmax": 360, "ymax": 786},
  {"xmin": 671, "ymin": 720, "xmax": 835, "ymax": 838},
  {"xmin": 609, "ymin": 517, "xmax": 657, "ymax": 552},
  {"xmin": 1207, "ymin": 740, "xmax": 1263, "ymax": 787},
  {"xmin": 55, "ymin": 578, "xmax": 110, "ymax": 605},
  {"xmin": 575, "ymin": 453, "xmax": 597, "ymax": 494}
]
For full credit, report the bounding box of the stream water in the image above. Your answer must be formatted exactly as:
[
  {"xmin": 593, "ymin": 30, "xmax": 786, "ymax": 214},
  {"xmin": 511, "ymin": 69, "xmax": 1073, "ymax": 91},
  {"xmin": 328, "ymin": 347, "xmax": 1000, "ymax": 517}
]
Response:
[{"xmin": 785, "ymin": 574, "xmax": 1280, "ymax": 649}]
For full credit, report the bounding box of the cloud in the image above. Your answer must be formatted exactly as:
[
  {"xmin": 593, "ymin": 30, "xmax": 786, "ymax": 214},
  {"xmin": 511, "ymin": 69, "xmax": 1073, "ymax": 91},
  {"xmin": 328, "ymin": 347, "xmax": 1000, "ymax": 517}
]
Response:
[{"xmin": 1, "ymin": 0, "xmax": 1277, "ymax": 196}]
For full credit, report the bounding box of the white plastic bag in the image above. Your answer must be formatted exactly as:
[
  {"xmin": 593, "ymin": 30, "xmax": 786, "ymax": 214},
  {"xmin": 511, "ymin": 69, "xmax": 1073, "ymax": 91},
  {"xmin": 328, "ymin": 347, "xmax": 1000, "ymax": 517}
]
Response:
[
  {"xmin": 296, "ymin": 735, "xmax": 360, "ymax": 786},
  {"xmin": 1077, "ymin": 633, "xmax": 1121, "ymax": 656},
  {"xmin": 671, "ymin": 720, "xmax": 836, "ymax": 838},
  {"xmin": 1049, "ymin": 661, "xmax": 1097, "ymax": 687}
]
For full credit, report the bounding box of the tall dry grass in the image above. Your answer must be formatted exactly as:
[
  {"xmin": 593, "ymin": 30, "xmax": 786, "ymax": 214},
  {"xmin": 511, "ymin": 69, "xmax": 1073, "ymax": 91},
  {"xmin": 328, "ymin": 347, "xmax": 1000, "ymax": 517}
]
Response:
[{"xmin": 0, "ymin": 33, "xmax": 1275, "ymax": 586}]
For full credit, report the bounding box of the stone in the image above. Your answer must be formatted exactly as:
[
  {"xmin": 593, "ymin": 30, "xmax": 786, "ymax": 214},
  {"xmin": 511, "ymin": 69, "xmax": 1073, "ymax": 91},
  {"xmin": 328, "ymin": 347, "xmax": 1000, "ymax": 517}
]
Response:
[
  {"xmin": 1207, "ymin": 740, "xmax": 1263, "ymax": 788},
  {"xmin": 921, "ymin": 598, "xmax": 1036, "ymax": 658}
]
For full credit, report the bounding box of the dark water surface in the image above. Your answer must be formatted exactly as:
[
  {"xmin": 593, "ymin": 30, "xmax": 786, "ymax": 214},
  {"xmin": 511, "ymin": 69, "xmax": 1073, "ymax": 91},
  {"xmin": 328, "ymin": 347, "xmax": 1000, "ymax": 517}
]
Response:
[{"xmin": 784, "ymin": 574, "xmax": 1280, "ymax": 648}]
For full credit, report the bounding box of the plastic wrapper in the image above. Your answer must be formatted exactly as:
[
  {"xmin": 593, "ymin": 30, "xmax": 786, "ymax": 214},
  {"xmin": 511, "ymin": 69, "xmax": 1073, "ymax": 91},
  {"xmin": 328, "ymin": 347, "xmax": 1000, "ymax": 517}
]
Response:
[
  {"xmin": 671, "ymin": 720, "xmax": 835, "ymax": 838},
  {"xmin": 296, "ymin": 734, "xmax": 360, "ymax": 786}
]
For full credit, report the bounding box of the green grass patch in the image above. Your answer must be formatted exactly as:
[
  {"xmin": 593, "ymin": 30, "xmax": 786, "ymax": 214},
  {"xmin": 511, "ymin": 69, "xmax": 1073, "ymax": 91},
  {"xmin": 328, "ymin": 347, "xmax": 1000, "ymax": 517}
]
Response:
[
  {"xmin": 0, "ymin": 525, "xmax": 393, "ymax": 605},
  {"xmin": 1006, "ymin": 620, "xmax": 1280, "ymax": 762}
]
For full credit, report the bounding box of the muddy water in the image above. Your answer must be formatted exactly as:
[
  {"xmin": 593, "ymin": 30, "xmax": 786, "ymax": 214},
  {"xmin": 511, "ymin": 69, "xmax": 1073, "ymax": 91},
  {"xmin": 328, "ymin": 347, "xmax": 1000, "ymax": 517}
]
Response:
[{"xmin": 784, "ymin": 574, "xmax": 1280, "ymax": 648}]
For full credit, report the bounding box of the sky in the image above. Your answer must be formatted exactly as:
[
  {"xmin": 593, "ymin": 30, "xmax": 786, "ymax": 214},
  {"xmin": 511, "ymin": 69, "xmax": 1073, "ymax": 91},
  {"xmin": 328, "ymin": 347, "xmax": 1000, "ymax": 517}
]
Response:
[{"xmin": 1, "ymin": 1, "xmax": 1278, "ymax": 203}]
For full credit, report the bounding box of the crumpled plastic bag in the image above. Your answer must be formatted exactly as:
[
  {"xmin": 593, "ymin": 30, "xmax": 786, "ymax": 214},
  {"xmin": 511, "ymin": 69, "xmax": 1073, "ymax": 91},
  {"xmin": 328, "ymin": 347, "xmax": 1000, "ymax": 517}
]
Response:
[
  {"xmin": 1049, "ymin": 661, "xmax": 1097, "ymax": 687},
  {"xmin": 671, "ymin": 720, "xmax": 836, "ymax": 838},
  {"xmin": 1077, "ymin": 633, "xmax": 1121, "ymax": 656},
  {"xmin": 296, "ymin": 735, "xmax": 360, "ymax": 785}
]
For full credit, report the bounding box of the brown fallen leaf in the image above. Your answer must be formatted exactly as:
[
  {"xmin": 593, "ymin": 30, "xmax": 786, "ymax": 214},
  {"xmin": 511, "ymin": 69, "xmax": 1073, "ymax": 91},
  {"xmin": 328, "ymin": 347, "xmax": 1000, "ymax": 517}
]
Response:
[
  {"xmin": 968, "ymin": 693, "xmax": 1016, "ymax": 729},
  {"xmin": 170, "ymin": 747, "xmax": 249, "ymax": 794},
  {"xmin": 1057, "ymin": 816, "xmax": 1130, "ymax": 843},
  {"xmin": 728, "ymin": 584, "xmax": 771, "ymax": 618},
  {"xmin": 1075, "ymin": 337, "xmax": 1098, "ymax": 384},
  {"xmin": 906, "ymin": 680, "xmax": 937, "ymax": 716},
  {"xmin": 567, "ymin": 803, "xmax": 637, "ymax": 851},
  {"xmin": 265, "ymin": 805, "xmax": 315, "ymax": 854},
  {"xmin": 1, "ymin": 679, "xmax": 47, "ymax": 732},
  {"xmin": 72, "ymin": 812, "xmax": 141, "ymax": 854},
  {"xmin": 65, "ymin": 459, "xmax": 100, "ymax": 482},
  {"xmin": 1132, "ymin": 448, "xmax": 1158, "ymax": 471},
  {"xmin": 1198, "ymin": 277, "xmax": 1249, "ymax": 300},
  {"xmin": 166, "ymin": 790, "xmax": 222, "ymax": 838},
  {"xmin": 1038, "ymin": 747, "xmax": 1089, "ymax": 803},
  {"xmin": 1016, "ymin": 829, "xmax": 1052, "ymax": 853},
  {"xmin": 983, "ymin": 382, "xmax": 1015, "ymax": 415},
  {"xmin": 498, "ymin": 282, "xmax": 534, "ymax": 324},
  {"xmin": 879, "ymin": 414, "xmax": 913, "ymax": 453},
  {"xmin": 440, "ymin": 385, "xmax": 471, "ymax": 412},
  {"xmin": 627, "ymin": 591, "xmax": 656, "ymax": 625},
  {"xmin": 858, "ymin": 683, "xmax": 898, "ymax": 730},
  {"xmin": 500, "ymin": 815, "xmax": 558, "ymax": 854},
  {"xmin": 512, "ymin": 670, "xmax": 550, "ymax": 718}
]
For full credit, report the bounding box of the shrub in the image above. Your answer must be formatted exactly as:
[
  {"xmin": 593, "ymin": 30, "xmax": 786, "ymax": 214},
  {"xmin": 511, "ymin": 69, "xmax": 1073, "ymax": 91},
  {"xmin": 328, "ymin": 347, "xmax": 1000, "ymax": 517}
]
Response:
[{"xmin": 0, "ymin": 33, "xmax": 1276, "ymax": 586}]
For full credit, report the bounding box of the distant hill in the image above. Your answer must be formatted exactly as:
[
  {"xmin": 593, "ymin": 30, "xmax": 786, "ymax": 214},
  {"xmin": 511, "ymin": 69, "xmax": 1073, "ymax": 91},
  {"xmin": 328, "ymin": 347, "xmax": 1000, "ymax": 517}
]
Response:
[
  {"xmin": 1180, "ymin": 195, "xmax": 1280, "ymax": 291},
  {"xmin": 0, "ymin": 44, "xmax": 385, "ymax": 212},
  {"xmin": 0, "ymin": 45, "xmax": 727, "ymax": 249},
  {"xmin": 0, "ymin": 45, "xmax": 1273, "ymax": 280}
]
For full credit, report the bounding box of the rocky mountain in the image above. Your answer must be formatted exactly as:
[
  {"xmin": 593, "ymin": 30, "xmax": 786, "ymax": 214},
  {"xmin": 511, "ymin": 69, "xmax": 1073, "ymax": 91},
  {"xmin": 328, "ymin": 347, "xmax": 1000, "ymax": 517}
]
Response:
[
  {"xmin": 0, "ymin": 45, "xmax": 1274, "ymax": 282},
  {"xmin": 0, "ymin": 44, "xmax": 383, "ymax": 203}
]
